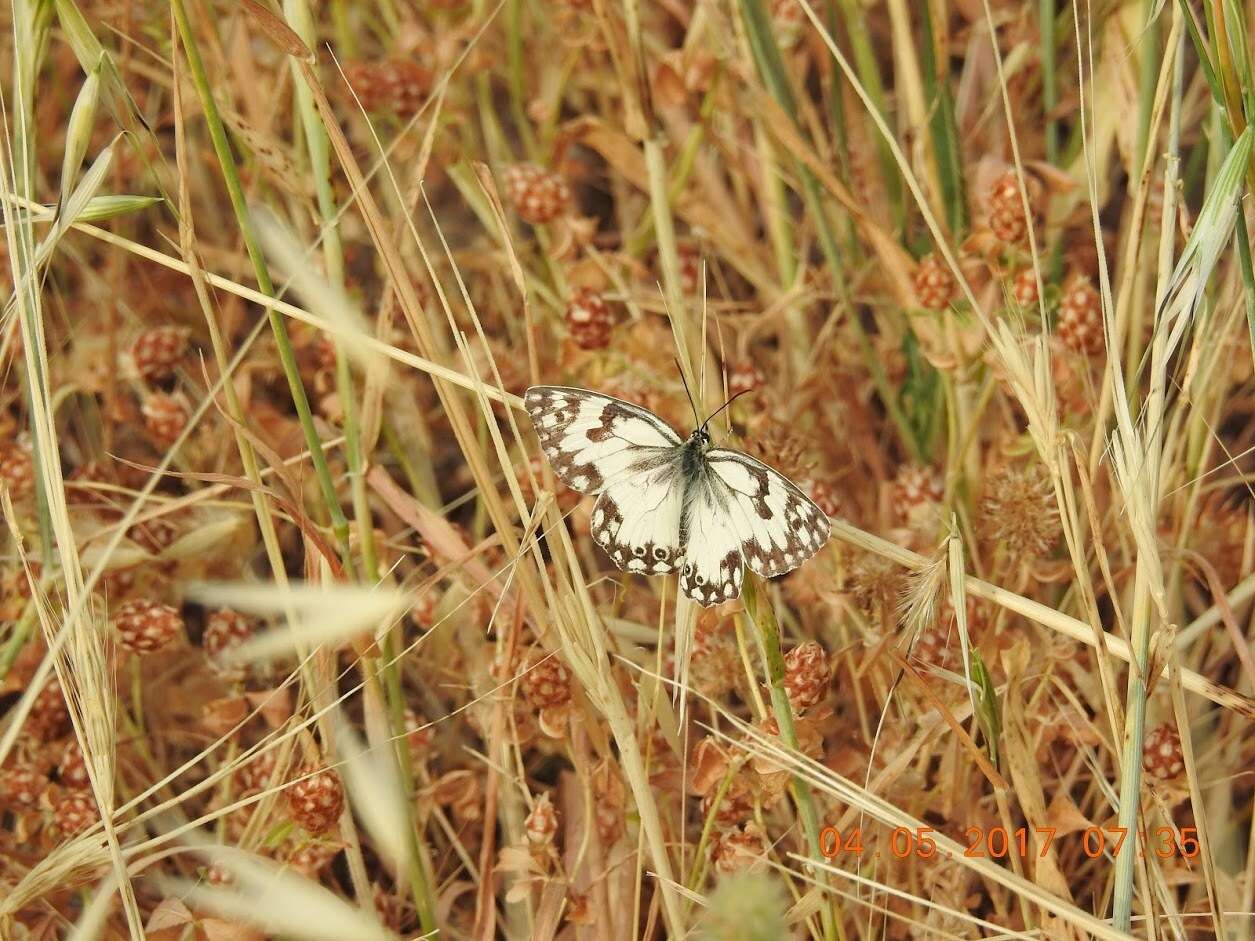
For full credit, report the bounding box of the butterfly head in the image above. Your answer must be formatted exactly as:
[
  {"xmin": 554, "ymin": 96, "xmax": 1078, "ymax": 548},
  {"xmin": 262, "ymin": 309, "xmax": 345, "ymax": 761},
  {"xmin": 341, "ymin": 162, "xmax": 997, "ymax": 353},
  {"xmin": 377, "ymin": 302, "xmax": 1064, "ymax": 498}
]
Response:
[{"xmin": 689, "ymin": 426, "xmax": 711, "ymax": 449}]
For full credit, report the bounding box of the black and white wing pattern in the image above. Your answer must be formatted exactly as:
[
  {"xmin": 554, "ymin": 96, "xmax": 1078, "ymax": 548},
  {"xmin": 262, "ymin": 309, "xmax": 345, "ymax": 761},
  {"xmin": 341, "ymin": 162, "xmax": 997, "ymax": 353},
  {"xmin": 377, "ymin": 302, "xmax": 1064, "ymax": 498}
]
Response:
[
  {"xmin": 524, "ymin": 385, "xmax": 686, "ymax": 574},
  {"xmin": 523, "ymin": 386, "xmax": 681, "ymax": 494},
  {"xmin": 705, "ymin": 449, "xmax": 830, "ymax": 578},
  {"xmin": 678, "ymin": 472, "xmax": 749, "ymax": 606},
  {"xmin": 523, "ymin": 385, "xmax": 831, "ymax": 608}
]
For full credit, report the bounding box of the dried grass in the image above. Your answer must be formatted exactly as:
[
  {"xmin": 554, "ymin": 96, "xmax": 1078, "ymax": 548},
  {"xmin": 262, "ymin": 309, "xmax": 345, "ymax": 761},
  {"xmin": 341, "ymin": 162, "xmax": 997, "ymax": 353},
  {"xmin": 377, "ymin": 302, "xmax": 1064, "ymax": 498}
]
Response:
[{"xmin": 2, "ymin": 0, "xmax": 1254, "ymax": 939}]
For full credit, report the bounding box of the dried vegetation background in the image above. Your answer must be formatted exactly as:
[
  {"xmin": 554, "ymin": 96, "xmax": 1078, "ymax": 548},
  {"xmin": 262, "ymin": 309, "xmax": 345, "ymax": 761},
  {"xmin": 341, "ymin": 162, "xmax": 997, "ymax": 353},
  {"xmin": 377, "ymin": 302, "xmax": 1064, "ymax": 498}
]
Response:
[{"xmin": 1, "ymin": 0, "xmax": 1255, "ymax": 938}]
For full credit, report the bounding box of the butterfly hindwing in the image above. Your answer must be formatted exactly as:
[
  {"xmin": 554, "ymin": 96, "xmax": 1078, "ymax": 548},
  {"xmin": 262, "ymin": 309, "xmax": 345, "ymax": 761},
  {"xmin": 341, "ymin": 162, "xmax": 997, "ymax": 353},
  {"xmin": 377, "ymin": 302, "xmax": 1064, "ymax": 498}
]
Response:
[
  {"xmin": 677, "ymin": 473, "xmax": 745, "ymax": 606},
  {"xmin": 705, "ymin": 449, "xmax": 830, "ymax": 578},
  {"xmin": 591, "ymin": 458, "xmax": 685, "ymax": 575},
  {"xmin": 523, "ymin": 385, "xmax": 682, "ymax": 495}
]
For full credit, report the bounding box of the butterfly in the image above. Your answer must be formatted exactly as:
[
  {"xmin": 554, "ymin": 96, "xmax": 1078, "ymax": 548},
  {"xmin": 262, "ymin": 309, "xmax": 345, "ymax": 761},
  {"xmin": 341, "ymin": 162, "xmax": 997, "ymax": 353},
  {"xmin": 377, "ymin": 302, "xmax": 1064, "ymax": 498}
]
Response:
[{"xmin": 523, "ymin": 384, "xmax": 830, "ymax": 606}]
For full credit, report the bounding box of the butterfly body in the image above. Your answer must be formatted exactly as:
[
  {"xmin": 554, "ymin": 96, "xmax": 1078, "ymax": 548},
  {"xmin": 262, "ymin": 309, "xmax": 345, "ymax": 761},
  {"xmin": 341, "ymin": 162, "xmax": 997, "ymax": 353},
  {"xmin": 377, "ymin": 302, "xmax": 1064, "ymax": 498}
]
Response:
[{"xmin": 524, "ymin": 385, "xmax": 829, "ymax": 606}]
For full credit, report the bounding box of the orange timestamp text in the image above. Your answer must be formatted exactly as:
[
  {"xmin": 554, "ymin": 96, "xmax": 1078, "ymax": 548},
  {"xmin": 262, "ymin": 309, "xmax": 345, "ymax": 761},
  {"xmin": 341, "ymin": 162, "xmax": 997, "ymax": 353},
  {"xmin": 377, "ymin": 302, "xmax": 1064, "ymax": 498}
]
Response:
[{"xmin": 818, "ymin": 825, "xmax": 1200, "ymax": 861}]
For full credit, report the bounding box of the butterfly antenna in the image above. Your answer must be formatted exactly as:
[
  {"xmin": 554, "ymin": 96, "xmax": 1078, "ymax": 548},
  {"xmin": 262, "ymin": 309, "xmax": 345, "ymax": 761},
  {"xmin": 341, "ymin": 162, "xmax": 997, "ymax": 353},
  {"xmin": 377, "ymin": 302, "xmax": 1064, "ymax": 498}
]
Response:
[
  {"xmin": 674, "ymin": 357, "xmax": 702, "ymax": 429},
  {"xmin": 699, "ymin": 389, "xmax": 750, "ymax": 432}
]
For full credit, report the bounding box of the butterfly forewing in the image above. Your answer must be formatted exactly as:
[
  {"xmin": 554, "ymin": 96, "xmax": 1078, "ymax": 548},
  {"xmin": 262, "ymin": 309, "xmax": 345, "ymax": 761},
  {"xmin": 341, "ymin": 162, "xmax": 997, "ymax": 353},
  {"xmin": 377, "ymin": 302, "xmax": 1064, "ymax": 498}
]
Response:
[
  {"xmin": 705, "ymin": 449, "xmax": 830, "ymax": 577},
  {"xmin": 523, "ymin": 386, "xmax": 682, "ymax": 495}
]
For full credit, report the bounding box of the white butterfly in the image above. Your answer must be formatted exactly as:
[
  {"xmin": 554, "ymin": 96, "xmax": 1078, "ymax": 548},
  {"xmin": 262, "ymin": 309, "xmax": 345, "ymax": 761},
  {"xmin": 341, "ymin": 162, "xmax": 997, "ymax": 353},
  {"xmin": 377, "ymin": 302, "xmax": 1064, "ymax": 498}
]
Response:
[{"xmin": 523, "ymin": 385, "xmax": 830, "ymax": 606}]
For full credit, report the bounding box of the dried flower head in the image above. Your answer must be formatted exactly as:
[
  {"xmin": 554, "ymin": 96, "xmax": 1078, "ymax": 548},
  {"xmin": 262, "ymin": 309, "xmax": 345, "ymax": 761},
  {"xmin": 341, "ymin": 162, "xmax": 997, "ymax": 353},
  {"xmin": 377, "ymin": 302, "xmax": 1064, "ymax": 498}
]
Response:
[
  {"xmin": 30, "ymin": 678, "xmax": 71, "ymax": 740},
  {"xmin": 287, "ymin": 766, "xmax": 345, "ymax": 834},
  {"xmin": 891, "ymin": 464, "xmax": 943, "ymax": 523},
  {"xmin": 504, "ymin": 163, "xmax": 571, "ymax": 225},
  {"xmin": 524, "ymin": 792, "xmax": 559, "ymax": 845},
  {"xmin": 141, "ymin": 393, "xmax": 189, "ymax": 447},
  {"xmin": 1143, "ymin": 724, "xmax": 1184, "ymax": 781},
  {"xmin": 57, "ymin": 739, "xmax": 91, "ymax": 790},
  {"xmin": 53, "ymin": 790, "xmax": 98, "ymax": 838},
  {"xmin": 1011, "ymin": 267, "xmax": 1040, "ymax": 308},
  {"xmin": 783, "ymin": 641, "xmax": 830, "ymax": 713},
  {"xmin": 0, "ymin": 439, "xmax": 35, "ymax": 499},
  {"xmin": 238, "ymin": 749, "xmax": 280, "ymax": 793},
  {"xmin": 701, "ymin": 773, "xmax": 756, "ymax": 828},
  {"xmin": 986, "ymin": 169, "xmax": 1041, "ymax": 244},
  {"xmin": 710, "ymin": 821, "xmax": 768, "ymax": 875},
  {"xmin": 727, "ymin": 361, "xmax": 765, "ymax": 397},
  {"xmin": 1057, "ymin": 276, "xmax": 1104, "ymax": 355},
  {"xmin": 565, "ymin": 288, "xmax": 614, "ymax": 350},
  {"xmin": 285, "ymin": 840, "xmax": 343, "ymax": 878},
  {"xmin": 745, "ymin": 423, "xmax": 812, "ymax": 483},
  {"xmin": 914, "ymin": 254, "xmax": 958, "ymax": 310},
  {"xmin": 521, "ymin": 653, "xmax": 573, "ymax": 711},
  {"xmin": 979, "ymin": 464, "xmax": 1060, "ymax": 558},
  {"xmin": 848, "ymin": 554, "xmax": 904, "ymax": 617},
  {"xmin": 687, "ymin": 610, "xmax": 741, "ymax": 699},
  {"xmin": 804, "ymin": 478, "xmax": 841, "ymax": 519},
  {"xmin": 130, "ymin": 326, "xmax": 190, "ymax": 381},
  {"xmin": 0, "ymin": 765, "xmax": 49, "ymax": 808},
  {"xmin": 203, "ymin": 608, "xmax": 255, "ymax": 679},
  {"xmin": 343, "ymin": 60, "xmax": 432, "ymax": 116},
  {"xmin": 113, "ymin": 599, "xmax": 183, "ymax": 655}
]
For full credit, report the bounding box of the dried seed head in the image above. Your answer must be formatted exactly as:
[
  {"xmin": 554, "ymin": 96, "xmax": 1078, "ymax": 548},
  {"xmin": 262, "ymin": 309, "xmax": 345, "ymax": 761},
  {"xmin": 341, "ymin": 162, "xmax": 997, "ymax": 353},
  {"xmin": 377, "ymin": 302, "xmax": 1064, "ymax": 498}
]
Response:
[
  {"xmin": 343, "ymin": 60, "xmax": 432, "ymax": 116},
  {"xmin": 203, "ymin": 608, "xmax": 255, "ymax": 679},
  {"xmin": 238, "ymin": 749, "xmax": 280, "ymax": 793},
  {"xmin": 710, "ymin": 821, "xmax": 768, "ymax": 875},
  {"xmin": 524, "ymin": 792, "xmax": 560, "ymax": 845},
  {"xmin": 372, "ymin": 883, "xmax": 416, "ymax": 934},
  {"xmin": 803, "ymin": 478, "xmax": 841, "ymax": 519},
  {"xmin": 130, "ymin": 326, "xmax": 190, "ymax": 381},
  {"xmin": 565, "ymin": 288, "xmax": 615, "ymax": 350},
  {"xmin": 432, "ymin": 769, "xmax": 482, "ymax": 822},
  {"xmin": 1011, "ymin": 268, "xmax": 1040, "ymax": 308},
  {"xmin": 285, "ymin": 840, "xmax": 343, "ymax": 878},
  {"xmin": 53, "ymin": 790, "xmax": 98, "ymax": 838},
  {"xmin": 1142, "ymin": 724, "xmax": 1185, "ymax": 781},
  {"xmin": 113, "ymin": 599, "xmax": 183, "ymax": 655},
  {"xmin": 0, "ymin": 765, "xmax": 49, "ymax": 808},
  {"xmin": 592, "ymin": 758, "xmax": 626, "ymax": 846},
  {"xmin": 30, "ymin": 678, "xmax": 71, "ymax": 740},
  {"xmin": 986, "ymin": 169, "xmax": 1040, "ymax": 244},
  {"xmin": 746, "ymin": 423, "xmax": 812, "ymax": 483},
  {"xmin": 504, "ymin": 163, "xmax": 571, "ymax": 225},
  {"xmin": 57, "ymin": 740, "xmax": 91, "ymax": 790},
  {"xmin": 979, "ymin": 464, "xmax": 1060, "ymax": 558},
  {"xmin": 287, "ymin": 766, "xmax": 345, "ymax": 834},
  {"xmin": 913, "ymin": 254, "xmax": 957, "ymax": 310},
  {"xmin": 848, "ymin": 554, "xmax": 905, "ymax": 617},
  {"xmin": 676, "ymin": 243, "xmax": 702, "ymax": 294},
  {"xmin": 691, "ymin": 626, "xmax": 741, "ymax": 704},
  {"xmin": 727, "ymin": 361, "xmax": 765, "ymax": 398},
  {"xmin": 0, "ymin": 439, "xmax": 35, "ymax": 499},
  {"xmin": 891, "ymin": 464, "xmax": 943, "ymax": 518},
  {"xmin": 1194, "ymin": 497, "xmax": 1250, "ymax": 588},
  {"xmin": 783, "ymin": 641, "xmax": 830, "ymax": 713},
  {"xmin": 402, "ymin": 708, "xmax": 435, "ymax": 758},
  {"xmin": 701, "ymin": 773, "xmax": 756, "ymax": 828},
  {"xmin": 521, "ymin": 654, "xmax": 573, "ymax": 710},
  {"xmin": 1057, "ymin": 276, "xmax": 1104, "ymax": 355},
  {"xmin": 141, "ymin": 393, "xmax": 189, "ymax": 447}
]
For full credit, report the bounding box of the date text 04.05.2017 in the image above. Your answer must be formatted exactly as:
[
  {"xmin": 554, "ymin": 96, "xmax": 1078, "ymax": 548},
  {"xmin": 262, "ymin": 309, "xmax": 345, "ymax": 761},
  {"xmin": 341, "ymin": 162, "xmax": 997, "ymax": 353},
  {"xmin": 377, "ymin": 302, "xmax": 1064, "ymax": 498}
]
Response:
[{"xmin": 817, "ymin": 825, "xmax": 1200, "ymax": 861}]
